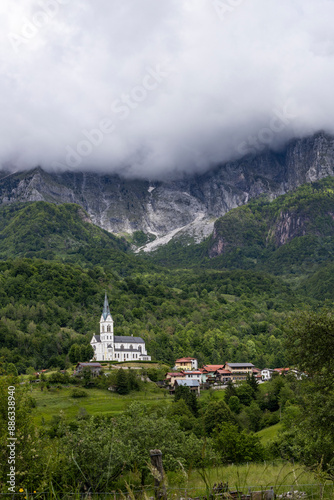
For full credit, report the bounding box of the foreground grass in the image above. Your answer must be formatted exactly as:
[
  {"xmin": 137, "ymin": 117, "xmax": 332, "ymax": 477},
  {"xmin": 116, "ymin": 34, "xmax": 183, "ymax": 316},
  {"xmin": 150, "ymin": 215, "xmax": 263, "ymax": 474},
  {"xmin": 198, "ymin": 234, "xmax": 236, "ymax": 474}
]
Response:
[
  {"xmin": 30, "ymin": 383, "xmax": 171, "ymax": 424},
  {"xmin": 167, "ymin": 462, "xmax": 332, "ymax": 497},
  {"xmin": 3, "ymin": 463, "xmax": 334, "ymax": 499}
]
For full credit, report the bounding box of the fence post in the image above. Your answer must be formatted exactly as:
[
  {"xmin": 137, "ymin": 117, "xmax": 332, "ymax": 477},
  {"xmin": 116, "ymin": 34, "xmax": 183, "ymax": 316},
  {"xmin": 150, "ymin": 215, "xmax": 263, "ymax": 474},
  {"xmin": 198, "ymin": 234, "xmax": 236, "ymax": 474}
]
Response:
[{"xmin": 150, "ymin": 449, "xmax": 167, "ymax": 500}]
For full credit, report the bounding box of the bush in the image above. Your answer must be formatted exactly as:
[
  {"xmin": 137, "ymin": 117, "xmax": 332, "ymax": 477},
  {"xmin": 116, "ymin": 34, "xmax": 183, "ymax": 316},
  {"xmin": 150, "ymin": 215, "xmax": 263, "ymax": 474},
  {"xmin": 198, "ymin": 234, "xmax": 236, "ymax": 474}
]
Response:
[
  {"xmin": 48, "ymin": 372, "xmax": 70, "ymax": 384},
  {"xmin": 70, "ymin": 388, "xmax": 88, "ymax": 398}
]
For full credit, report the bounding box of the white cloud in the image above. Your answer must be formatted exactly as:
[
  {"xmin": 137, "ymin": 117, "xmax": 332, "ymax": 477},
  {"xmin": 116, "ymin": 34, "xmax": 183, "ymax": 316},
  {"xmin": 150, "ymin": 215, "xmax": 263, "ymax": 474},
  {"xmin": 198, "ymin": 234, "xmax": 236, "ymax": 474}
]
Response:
[{"xmin": 1, "ymin": 0, "xmax": 334, "ymax": 179}]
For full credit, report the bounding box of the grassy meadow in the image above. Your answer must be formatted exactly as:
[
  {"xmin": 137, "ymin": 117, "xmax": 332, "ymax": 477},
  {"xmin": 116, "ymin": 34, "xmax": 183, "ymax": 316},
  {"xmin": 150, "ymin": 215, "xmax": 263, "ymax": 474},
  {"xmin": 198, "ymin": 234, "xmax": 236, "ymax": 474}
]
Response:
[
  {"xmin": 256, "ymin": 422, "xmax": 282, "ymax": 444},
  {"xmin": 30, "ymin": 383, "xmax": 172, "ymax": 425}
]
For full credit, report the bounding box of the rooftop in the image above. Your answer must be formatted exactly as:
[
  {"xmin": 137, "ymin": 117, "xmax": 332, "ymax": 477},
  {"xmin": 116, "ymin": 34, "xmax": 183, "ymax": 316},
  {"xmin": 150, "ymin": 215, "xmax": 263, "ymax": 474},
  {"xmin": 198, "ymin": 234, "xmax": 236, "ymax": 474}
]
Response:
[
  {"xmin": 114, "ymin": 336, "xmax": 145, "ymax": 344},
  {"xmin": 102, "ymin": 292, "xmax": 112, "ymax": 321},
  {"xmin": 175, "ymin": 357, "xmax": 197, "ymax": 362},
  {"xmin": 176, "ymin": 379, "xmax": 200, "ymax": 387},
  {"xmin": 202, "ymin": 365, "xmax": 225, "ymax": 371},
  {"xmin": 226, "ymin": 363, "xmax": 255, "ymax": 368}
]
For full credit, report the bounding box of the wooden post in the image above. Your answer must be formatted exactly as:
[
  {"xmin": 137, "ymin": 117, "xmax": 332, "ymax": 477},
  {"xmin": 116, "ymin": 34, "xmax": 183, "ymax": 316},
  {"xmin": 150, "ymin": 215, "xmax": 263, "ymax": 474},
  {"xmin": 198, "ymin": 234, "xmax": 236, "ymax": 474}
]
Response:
[{"xmin": 150, "ymin": 449, "xmax": 167, "ymax": 500}]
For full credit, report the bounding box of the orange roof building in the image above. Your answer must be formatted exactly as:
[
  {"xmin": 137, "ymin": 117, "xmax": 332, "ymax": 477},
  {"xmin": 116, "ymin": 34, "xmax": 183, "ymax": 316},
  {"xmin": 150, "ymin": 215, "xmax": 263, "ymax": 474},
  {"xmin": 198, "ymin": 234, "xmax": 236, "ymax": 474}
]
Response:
[{"xmin": 175, "ymin": 357, "xmax": 198, "ymax": 371}]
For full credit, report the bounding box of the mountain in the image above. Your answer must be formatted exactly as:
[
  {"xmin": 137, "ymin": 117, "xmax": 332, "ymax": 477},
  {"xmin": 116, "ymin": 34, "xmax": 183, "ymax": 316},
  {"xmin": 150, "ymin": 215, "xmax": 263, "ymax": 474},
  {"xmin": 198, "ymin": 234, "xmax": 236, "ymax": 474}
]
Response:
[
  {"xmin": 147, "ymin": 176, "xmax": 334, "ymax": 275},
  {"xmin": 1, "ymin": 132, "xmax": 334, "ymax": 250},
  {"xmin": 208, "ymin": 175, "xmax": 334, "ymax": 273}
]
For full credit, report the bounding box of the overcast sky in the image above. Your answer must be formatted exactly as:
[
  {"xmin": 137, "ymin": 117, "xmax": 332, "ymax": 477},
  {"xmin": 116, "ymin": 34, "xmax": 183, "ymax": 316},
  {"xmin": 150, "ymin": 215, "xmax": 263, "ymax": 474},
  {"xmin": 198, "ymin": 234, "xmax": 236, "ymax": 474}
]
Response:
[{"xmin": 1, "ymin": 0, "xmax": 334, "ymax": 179}]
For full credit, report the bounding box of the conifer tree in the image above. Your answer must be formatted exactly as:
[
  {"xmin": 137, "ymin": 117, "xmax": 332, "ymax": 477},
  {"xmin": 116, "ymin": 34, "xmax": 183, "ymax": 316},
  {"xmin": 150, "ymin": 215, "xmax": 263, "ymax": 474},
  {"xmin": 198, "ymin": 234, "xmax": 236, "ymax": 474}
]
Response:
[{"xmin": 116, "ymin": 369, "xmax": 129, "ymax": 395}]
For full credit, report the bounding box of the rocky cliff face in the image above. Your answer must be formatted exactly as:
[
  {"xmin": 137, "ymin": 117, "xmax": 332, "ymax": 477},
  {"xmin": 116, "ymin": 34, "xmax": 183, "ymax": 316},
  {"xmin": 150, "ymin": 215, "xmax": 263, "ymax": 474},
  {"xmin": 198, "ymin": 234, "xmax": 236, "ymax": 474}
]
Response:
[
  {"xmin": 1, "ymin": 132, "xmax": 334, "ymax": 250},
  {"xmin": 271, "ymin": 212, "xmax": 310, "ymax": 247}
]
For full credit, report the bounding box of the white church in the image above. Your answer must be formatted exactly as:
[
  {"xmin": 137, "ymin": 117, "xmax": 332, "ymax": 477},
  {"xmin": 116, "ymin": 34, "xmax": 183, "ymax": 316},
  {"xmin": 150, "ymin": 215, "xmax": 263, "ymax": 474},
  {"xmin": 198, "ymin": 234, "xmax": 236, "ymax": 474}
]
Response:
[{"xmin": 90, "ymin": 293, "xmax": 151, "ymax": 362}]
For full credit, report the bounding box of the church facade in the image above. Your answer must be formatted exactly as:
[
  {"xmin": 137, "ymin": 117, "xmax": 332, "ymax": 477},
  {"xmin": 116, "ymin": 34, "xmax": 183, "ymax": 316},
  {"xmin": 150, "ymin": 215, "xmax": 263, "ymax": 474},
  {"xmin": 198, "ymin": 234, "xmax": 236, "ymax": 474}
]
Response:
[{"xmin": 90, "ymin": 293, "xmax": 151, "ymax": 362}]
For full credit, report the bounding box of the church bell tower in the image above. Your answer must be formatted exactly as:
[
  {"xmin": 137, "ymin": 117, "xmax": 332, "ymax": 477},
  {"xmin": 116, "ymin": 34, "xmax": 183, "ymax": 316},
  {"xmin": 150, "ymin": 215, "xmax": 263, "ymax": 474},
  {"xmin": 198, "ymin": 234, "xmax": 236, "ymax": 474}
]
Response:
[{"xmin": 100, "ymin": 292, "xmax": 114, "ymax": 357}]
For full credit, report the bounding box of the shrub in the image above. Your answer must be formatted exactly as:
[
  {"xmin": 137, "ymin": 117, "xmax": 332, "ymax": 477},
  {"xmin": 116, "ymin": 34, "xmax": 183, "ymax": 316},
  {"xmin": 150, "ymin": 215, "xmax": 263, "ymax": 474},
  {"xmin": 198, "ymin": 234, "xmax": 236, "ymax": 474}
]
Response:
[{"xmin": 70, "ymin": 388, "xmax": 88, "ymax": 398}]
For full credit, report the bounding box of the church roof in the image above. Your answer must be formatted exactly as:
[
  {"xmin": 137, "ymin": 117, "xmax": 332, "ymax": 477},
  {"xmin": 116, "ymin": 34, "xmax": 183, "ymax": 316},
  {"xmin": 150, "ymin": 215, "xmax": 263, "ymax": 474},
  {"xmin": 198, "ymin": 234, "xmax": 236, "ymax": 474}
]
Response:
[
  {"xmin": 102, "ymin": 292, "xmax": 112, "ymax": 320},
  {"xmin": 91, "ymin": 335, "xmax": 145, "ymax": 345},
  {"xmin": 114, "ymin": 336, "xmax": 145, "ymax": 344}
]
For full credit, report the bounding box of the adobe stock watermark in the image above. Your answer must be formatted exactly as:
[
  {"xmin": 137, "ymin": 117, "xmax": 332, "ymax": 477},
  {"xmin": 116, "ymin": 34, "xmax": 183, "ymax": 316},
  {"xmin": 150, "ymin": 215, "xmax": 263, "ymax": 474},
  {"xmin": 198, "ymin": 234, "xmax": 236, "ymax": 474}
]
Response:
[
  {"xmin": 236, "ymin": 100, "xmax": 298, "ymax": 156},
  {"xmin": 53, "ymin": 61, "xmax": 173, "ymax": 171},
  {"xmin": 7, "ymin": 386, "xmax": 16, "ymax": 494},
  {"xmin": 8, "ymin": 0, "xmax": 70, "ymax": 53},
  {"xmin": 211, "ymin": 0, "xmax": 246, "ymax": 21}
]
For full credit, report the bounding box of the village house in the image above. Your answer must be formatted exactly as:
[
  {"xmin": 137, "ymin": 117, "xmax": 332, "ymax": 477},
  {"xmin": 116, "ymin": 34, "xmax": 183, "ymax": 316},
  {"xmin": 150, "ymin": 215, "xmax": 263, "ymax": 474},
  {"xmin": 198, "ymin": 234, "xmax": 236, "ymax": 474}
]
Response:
[
  {"xmin": 274, "ymin": 367, "xmax": 290, "ymax": 376},
  {"xmin": 166, "ymin": 371, "xmax": 186, "ymax": 387},
  {"xmin": 216, "ymin": 368, "xmax": 233, "ymax": 384},
  {"xmin": 174, "ymin": 357, "xmax": 198, "ymax": 371},
  {"xmin": 274, "ymin": 367, "xmax": 306, "ymax": 380},
  {"xmin": 261, "ymin": 368, "xmax": 275, "ymax": 381},
  {"xmin": 75, "ymin": 362, "xmax": 102, "ymax": 376},
  {"xmin": 174, "ymin": 379, "xmax": 200, "ymax": 396},
  {"xmin": 200, "ymin": 365, "xmax": 225, "ymax": 385},
  {"xmin": 198, "ymin": 368, "xmax": 210, "ymax": 384},
  {"xmin": 183, "ymin": 370, "xmax": 202, "ymax": 384},
  {"xmin": 252, "ymin": 367, "xmax": 262, "ymax": 381},
  {"xmin": 224, "ymin": 362, "xmax": 254, "ymax": 382}
]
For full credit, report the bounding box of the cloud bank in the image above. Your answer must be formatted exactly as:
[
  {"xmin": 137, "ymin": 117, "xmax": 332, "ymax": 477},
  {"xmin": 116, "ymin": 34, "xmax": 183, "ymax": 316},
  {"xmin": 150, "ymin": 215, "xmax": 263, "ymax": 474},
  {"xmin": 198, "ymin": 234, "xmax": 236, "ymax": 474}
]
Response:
[{"xmin": 1, "ymin": 0, "xmax": 334, "ymax": 179}]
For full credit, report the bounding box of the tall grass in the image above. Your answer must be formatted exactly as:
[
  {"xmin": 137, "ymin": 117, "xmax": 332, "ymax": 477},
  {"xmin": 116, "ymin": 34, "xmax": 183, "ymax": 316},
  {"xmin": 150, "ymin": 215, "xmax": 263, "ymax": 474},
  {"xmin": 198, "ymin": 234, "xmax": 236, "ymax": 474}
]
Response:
[{"xmin": 2, "ymin": 462, "xmax": 334, "ymax": 499}]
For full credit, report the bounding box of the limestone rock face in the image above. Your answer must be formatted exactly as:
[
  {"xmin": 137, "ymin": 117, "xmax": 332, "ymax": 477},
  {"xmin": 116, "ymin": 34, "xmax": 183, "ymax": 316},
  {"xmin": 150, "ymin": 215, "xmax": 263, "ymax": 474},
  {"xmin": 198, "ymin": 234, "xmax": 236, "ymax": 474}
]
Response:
[{"xmin": 1, "ymin": 132, "xmax": 334, "ymax": 250}]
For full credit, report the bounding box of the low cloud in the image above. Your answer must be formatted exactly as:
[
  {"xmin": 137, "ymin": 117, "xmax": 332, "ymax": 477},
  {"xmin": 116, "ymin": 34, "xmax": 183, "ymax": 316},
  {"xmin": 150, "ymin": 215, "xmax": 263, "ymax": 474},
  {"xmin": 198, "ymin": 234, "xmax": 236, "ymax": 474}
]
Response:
[{"xmin": 1, "ymin": 0, "xmax": 334, "ymax": 179}]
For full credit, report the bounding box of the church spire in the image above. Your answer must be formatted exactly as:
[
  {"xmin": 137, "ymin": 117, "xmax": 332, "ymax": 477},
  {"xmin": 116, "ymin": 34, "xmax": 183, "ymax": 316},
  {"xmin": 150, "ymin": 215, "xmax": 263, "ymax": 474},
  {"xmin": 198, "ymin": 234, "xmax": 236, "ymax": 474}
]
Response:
[{"xmin": 102, "ymin": 291, "xmax": 111, "ymax": 320}]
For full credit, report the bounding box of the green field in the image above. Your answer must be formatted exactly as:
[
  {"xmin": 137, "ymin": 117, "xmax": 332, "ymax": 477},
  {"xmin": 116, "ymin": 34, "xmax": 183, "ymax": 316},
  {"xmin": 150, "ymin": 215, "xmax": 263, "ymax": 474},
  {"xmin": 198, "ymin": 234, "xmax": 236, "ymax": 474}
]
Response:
[
  {"xmin": 256, "ymin": 422, "xmax": 282, "ymax": 444},
  {"xmin": 30, "ymin": 383, "xmax": 172, "ymax": 424}
]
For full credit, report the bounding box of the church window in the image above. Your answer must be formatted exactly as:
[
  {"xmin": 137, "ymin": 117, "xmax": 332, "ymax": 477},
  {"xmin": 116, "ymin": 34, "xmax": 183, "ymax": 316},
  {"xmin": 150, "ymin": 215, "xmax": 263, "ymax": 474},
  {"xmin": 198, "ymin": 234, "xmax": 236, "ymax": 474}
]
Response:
[
  {"xmin": 121, "ymin": 345, "xmax": 124, "ymax": 350},
  {"xmin": 130, "ymin": 345, "xmax": 133, "ymax": 350},
  {"xmin": 102, "ymin": 326, "xmax": 104, "ymax": 333},
  {"xmin": 107, "ymin": 325, "xmax": 111, "ymax": 333},
  {"xmin": 138, "ymin": 346, "xmax": 142, "ymax": 353}
]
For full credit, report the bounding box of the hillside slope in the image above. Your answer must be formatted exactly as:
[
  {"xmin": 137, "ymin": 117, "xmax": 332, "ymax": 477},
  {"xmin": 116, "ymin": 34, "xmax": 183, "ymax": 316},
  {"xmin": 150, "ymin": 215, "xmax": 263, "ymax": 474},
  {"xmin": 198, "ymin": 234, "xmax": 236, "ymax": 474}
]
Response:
[
  {"xmin": 0, "ymin": 202, "xmax": 152, "ymax": 274},
  {"xmin": 0, "ymin": 258, "xmax": 304, "ymax": 372}
]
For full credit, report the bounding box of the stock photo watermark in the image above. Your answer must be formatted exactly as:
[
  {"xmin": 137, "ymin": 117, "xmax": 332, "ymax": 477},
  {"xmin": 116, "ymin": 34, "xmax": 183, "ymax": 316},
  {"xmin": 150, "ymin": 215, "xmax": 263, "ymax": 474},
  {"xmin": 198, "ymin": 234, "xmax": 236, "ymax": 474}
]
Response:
[
  {"xmin": 211, "ymin": 0, "xmax": 246, "ymax": 21},
  {"xmin": 236, "ymin": 100, "xmax": 297, "ymax": 156},
  {"xmin": 53, "ymin": 61, "xmax": 173, "ymax": 170},
  {"xmin": 8, "ymin": 0, "xmax": 70, "ymax": 53},
  {"xmin": 7, "ymin": 386, "xmax": 16, "ymax": 494}
]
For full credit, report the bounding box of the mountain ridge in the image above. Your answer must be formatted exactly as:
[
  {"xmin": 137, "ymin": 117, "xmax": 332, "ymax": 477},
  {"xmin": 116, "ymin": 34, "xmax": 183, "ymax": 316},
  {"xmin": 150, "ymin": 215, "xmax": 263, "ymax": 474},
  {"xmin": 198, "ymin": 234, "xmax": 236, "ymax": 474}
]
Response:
[{"xmin": 1, "ymin": 132, "xmax": 334, "ymax": 249}]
